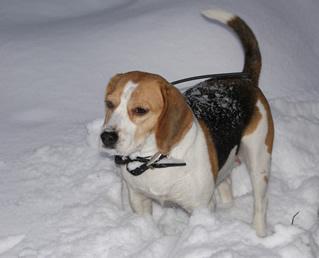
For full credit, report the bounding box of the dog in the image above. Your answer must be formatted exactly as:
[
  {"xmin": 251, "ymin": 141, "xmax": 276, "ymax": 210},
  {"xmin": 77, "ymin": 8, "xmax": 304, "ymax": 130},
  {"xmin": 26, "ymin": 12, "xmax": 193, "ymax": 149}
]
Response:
[{"xmin": 100, "ymin": 9, "xmax": 274, "ymax": 237}]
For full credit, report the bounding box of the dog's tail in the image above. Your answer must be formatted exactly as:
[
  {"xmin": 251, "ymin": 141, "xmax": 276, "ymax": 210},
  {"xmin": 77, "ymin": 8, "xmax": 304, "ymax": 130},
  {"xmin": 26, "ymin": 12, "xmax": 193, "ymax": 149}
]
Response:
[{"xmin": 202, "ymin": 9, "xmax": 261, "ymax": 85}]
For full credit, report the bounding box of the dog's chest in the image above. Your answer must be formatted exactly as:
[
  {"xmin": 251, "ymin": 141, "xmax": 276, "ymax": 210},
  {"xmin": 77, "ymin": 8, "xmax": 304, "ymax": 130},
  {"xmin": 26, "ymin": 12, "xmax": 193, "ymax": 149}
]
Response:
[
  {"xmin": 184, "ymin": 78, "xmax": 255, "ymax": 169},
  {"xmin": 120, "ymin": 121, "xmax": 215, "ymax": 209},
  {"xmin": 121, "ymin": 166, "xmax": 190, "ymax": 203}
]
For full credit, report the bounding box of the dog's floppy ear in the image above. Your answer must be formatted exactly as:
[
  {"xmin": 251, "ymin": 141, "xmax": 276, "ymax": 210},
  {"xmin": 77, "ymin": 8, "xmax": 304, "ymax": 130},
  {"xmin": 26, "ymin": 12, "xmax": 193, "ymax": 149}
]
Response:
[{"xmin": 156, "ymin": 83, "xmax": 193, "ymax": 154}]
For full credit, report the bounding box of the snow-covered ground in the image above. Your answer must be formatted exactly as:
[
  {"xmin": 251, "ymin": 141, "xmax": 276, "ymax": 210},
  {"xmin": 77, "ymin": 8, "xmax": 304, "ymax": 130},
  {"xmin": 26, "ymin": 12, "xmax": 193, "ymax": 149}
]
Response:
[{"xmin": 0, "ymin": 0, "xmax": 318, "ymax": 257}]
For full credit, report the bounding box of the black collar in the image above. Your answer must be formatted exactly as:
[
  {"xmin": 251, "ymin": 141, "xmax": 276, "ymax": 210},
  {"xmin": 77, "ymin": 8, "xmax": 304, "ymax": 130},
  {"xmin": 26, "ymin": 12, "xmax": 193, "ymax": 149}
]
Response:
[{"xmin": 114, "ymin": 153, "xmax": 186, "ymax": 176}]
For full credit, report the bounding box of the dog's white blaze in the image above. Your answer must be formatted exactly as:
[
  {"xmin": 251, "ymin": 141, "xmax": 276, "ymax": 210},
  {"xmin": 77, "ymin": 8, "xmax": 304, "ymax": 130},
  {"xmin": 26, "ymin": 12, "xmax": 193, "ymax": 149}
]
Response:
[
  {"xmin": 106, "ymin": 81, "xmax": 137, "ymax": 129},
  {"xmin": 122, "ymin": 81, "xmax": 138, "ymax": 99},
  {"xmin": 201, "ymin": 9, "xmax": 235, "ymax": 24},
  {"xmin": 107, "ymin": 81, "xmax": 138, "ymax": 155}
]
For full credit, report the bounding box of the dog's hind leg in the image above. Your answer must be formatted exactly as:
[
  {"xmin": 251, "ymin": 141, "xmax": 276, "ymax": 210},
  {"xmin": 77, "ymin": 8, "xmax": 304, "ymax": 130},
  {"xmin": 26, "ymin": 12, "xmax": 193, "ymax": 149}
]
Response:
[
  {"xmin": 239, "ymin": 98, "xmax": 274, "ymax": 237},
  {"xmin": 243, "ymin": 146, "xmax": 270, "ymax": 237},
  {"xmin": 217, "ymin": 176, "xmax": 233, "ymax": 205}
]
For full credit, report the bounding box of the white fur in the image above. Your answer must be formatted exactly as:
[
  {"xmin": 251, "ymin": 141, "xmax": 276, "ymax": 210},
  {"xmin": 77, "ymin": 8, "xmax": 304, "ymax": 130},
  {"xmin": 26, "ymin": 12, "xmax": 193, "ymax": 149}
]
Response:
[
  {"xmin": 201, "ymin": 9, "xmax": 235, "ymax": 24},
  {"xmin": 239, "ymin": 100, "xmax": 271, "ymax": 237},
  {"xmin": 216, "ymin": 145, "xmax": 238, "ymax": 186},
  {"xmin": 121, "ymin": 120, "xmax": 215, "ymax": 213}
]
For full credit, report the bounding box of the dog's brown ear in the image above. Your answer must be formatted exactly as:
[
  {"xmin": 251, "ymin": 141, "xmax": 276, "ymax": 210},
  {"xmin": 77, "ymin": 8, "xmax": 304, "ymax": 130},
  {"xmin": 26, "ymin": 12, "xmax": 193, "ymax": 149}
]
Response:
[{"xmin": 156, "ymin": 83, "xmax": 193, "ymax": 154}]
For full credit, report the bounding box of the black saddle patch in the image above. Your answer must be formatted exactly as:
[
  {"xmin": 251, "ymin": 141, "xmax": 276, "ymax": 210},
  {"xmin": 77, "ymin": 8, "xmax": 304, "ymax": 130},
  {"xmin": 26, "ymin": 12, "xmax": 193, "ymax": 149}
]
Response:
[{"xmin": 184, "ymin": 76, "xmax": 256, "ymax": 169}]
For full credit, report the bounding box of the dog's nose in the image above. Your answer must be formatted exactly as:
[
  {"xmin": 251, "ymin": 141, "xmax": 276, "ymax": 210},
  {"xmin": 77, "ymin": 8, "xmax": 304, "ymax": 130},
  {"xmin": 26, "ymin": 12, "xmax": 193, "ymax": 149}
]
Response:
[{"xmin": 100, "ymin": 131, "xmax": 118, "ymax": 148}]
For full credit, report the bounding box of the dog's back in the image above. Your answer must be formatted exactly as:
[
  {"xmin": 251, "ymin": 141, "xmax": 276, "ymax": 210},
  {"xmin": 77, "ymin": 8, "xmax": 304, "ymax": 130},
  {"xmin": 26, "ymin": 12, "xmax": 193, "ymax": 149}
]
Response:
[
  {"xmin": 184, "ymin": 10, "xmax": 262, "ymax": 170},
  {"xmin": 185, "ymin": 75, "xmax": 256, "ymax": 169}
]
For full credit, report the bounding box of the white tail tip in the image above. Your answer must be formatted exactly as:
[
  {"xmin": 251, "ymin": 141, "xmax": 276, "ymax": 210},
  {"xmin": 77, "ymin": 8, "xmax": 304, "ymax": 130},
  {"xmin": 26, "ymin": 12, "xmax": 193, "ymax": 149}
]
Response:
[{"xmin": 201, "ymin": 9, "xmax": 235, "ymax": 24}]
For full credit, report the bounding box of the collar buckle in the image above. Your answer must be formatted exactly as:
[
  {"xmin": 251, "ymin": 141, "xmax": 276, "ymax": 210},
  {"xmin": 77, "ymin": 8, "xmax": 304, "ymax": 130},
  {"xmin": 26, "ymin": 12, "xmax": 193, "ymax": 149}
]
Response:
[{"xmin": 146, "ymin": 152, "xmax": 162, "ymax": 166}]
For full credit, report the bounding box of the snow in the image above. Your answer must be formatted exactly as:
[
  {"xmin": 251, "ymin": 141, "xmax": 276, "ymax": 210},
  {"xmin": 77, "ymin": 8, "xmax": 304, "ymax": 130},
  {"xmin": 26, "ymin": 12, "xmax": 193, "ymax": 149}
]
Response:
[
  {"xmin": 0, "ymin": 0, "xmax": 318, "ymax": 257},
  {"xmin": 0, "ymin": 235, "xmax": 25, "ymax": 255}
]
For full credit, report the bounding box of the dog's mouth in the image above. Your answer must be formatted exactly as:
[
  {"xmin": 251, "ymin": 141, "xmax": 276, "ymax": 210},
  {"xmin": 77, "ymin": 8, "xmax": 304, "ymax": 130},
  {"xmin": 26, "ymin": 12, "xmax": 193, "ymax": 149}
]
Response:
[
  {"xmin": 100, "ymin": 138, "xmax": 134, "ymax": 157},
  {"xmin": 114, "ymin": 142, "xmax": 142, "ymax": 156},
  {"xmin": 100, "ymin": 128, "xmax": 150, "ymax": 157}
]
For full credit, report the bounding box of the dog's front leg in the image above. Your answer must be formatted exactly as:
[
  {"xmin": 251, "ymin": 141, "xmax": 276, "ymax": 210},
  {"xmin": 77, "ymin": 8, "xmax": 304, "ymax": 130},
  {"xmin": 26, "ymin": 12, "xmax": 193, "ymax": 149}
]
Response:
[
  {"xmin": 120, "ymin": 180, "xmax": 130, "ymax": 210},
  {"xmin": 127, "ymin": 187, "xmax": 152, "ymax": 215}
]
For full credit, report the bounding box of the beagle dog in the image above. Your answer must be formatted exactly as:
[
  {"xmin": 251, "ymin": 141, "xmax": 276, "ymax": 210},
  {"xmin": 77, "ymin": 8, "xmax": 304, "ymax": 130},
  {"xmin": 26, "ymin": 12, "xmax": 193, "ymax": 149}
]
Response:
[{"xmin": 100, "ymin": 9, "xmax": 274, "ymax": 237}]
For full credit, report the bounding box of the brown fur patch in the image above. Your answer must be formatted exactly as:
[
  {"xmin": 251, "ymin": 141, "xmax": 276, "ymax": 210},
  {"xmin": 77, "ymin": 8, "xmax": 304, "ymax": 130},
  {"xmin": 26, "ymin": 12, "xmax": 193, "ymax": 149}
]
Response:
[
  {"xmin": 243, "ymin": 90, "xmax": 274, "ymax": 154},
  {"xmin": 128, "ymin": 79, "xmax": 165, "ymax": 144},
  {"xmin": 199, "ymin": 120, "xmax": 219, "ymax": 180},
  {"xmin": 258, "ymin": 92, "xmax": 274, "ymax": 154},
  {"xmin": 105, "ymin": 71, "xmax": 152, "ymax": 106},
  {"xmin": 104, "ymin": 74, "xmax": 125, "ymax": 125},
  {"xmin": 156, "ymin": 82, "xmax": 193, "ymax": 154},
  {"xmin": 105, "ymin": 73, "xmax": 126, "ymax": 105},
  {"xmin": 243, "ymin": 104, "xmax": 262, "ymax": 136}
]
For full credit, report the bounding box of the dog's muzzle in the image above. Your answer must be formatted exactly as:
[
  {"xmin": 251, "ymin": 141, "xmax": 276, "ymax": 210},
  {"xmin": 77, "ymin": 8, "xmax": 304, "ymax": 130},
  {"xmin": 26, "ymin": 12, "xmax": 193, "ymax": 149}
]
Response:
[{"xmin": 100, "ymin": 131, "xmax": 119, "ymax": 148}]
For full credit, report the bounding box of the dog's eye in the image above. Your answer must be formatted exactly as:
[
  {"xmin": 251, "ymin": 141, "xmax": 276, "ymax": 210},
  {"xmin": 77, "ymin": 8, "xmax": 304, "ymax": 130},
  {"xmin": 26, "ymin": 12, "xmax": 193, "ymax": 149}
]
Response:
[
  {"xmin": 105, "ymin": 100, "xmax": 115, "ymax": 109},
  {"xmin": 132, "ymin": 107, "xmax": 149, "ymax": 116}
]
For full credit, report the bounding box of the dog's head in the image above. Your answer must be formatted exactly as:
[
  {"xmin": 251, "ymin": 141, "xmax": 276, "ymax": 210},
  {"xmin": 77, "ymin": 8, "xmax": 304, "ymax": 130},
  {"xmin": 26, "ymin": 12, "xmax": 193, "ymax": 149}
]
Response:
[{"xmin": 100, "ymin": 71, "xmax": 193, "ymax": 155}]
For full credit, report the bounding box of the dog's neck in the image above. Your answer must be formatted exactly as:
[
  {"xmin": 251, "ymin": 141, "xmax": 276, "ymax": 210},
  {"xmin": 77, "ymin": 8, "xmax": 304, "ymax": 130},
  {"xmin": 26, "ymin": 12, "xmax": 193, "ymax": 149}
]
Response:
[
  {"xmin": 170, "ymin": 120, "xmax": 198, "ymax": 159},
  {"xmin": 131, "ymin": 134, "xmax": 159, "ymax": 158},
  {"xmin": 130, "ymin": 120, "xmax": 198, "ymax": 159},
  {"xmin": 136, "ymin": 121, "xmax": 198, "ymax": 160}
]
